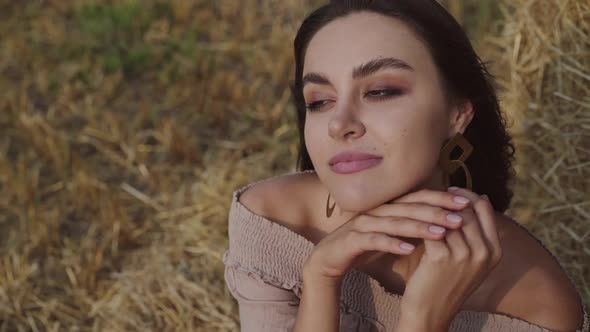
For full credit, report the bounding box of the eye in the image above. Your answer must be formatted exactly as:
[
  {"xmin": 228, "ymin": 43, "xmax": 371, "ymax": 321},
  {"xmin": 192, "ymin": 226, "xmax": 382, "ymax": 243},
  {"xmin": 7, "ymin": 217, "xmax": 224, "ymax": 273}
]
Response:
[
  {"xmin": 305, "ymin": 100, "xmax": 331, "ymax": 112},
  {"xmin": 365, "ymin": 89, "xmax": 405, "ymax": 100},
  {"xmin": 305, "ymin": 89, "xmax": 404, "ymax": 113}
]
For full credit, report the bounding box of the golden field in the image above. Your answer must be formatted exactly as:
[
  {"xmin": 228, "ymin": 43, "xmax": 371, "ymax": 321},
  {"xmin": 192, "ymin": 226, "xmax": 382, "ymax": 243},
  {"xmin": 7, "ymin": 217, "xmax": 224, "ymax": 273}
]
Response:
[{"xmin": 0, "ymin": 0, "xmax": 587, "ymax": 330}]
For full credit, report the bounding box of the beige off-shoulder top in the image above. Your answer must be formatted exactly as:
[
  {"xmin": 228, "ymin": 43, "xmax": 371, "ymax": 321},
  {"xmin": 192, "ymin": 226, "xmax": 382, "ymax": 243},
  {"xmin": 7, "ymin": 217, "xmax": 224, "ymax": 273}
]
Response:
[{"xmin": 223, "ymin": 170, "xmax": 589, "ymax": 332}]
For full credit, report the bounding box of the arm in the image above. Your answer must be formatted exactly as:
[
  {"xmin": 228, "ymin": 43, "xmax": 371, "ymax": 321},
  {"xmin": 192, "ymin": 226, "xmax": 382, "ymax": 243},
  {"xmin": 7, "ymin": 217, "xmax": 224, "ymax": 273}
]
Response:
[{"xmin": 292, "ymin": 265, "xmax": 342, "ymax": 332}]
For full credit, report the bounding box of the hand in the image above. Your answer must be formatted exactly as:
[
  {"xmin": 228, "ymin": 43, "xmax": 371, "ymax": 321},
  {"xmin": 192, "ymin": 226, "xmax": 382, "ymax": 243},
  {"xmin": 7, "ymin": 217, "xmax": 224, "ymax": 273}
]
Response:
[
  {"xmin": 398, "ymin": 188, "xmax": 503, "ymax": 331},
  {"xmin": 303, "ymin": 189, "xmax": 472, "ymax": 283}
]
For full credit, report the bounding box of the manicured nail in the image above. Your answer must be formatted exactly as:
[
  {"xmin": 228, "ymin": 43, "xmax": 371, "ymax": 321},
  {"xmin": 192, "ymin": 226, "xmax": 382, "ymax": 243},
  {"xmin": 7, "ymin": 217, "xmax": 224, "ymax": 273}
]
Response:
[
  {"xmin": 448, "ymin": 186, "xmax": 460, "ymax": 191},
  {"xmin": 446, "ymin": 213, "xmax": 463, "ymax": 223},
  {"xmin": 481, "ymin": 194, "xmax": 489, "ymax": 201},
  {"xmin": 400, "ymin": 243, "xmax": 415, "ymax": 251},
  {"xmin": 453, "ymin": 196, "xmax": 470, "ymax": 204},
  {"xmin": 429, "ymin": 225, "xmax": 446, "ymax": 234}
]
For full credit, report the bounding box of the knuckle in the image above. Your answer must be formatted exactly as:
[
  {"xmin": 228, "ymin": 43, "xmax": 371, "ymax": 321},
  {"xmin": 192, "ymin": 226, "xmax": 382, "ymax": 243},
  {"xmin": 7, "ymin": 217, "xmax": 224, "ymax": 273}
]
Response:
[
  {"xmin": 473, "ymin": 198, "xmax": 489, "ymax": 209},
  {"xmin": 352, "ymin": 214, "xmax": 367, "ymax": 225},
  {"xmin": 453, "ymin": 248, "xmax": 471, "ymax": 261},
  {"xmin": 379, "ymin": 235, "xmax": 395, "ymax": 247},
  {"xmin": 389, "ymin": 217, "xmax": 402, "ymax": 227},
  {"xmin": 367, "ymin": 233, "xmax": 380, "ymax": 243},
  {"xmin": 429, "ymin": 249, "xmax": 449, "ymax": 262},
  {"xmin": 389, "ymin": 216, "xmax": 402, "ymax": 223},
  {"xmin": 473, "ymin": 248, "xmax": 490, "ymax": 263}
]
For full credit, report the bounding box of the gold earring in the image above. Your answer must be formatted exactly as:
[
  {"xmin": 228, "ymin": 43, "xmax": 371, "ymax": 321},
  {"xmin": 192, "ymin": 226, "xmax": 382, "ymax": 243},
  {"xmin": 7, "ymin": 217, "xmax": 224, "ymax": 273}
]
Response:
[
  {"xmin": 326, "ymin": 193, "xmax": 336, "ymax": 218},
  {"xmin": 439, "ymin": 132, "xmax": 473, "ymax": 190}
]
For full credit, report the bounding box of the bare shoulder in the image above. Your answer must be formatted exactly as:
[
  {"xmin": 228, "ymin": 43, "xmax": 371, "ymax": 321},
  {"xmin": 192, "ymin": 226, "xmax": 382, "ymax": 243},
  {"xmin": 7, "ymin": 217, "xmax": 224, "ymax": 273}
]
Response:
[
  {"xmin": 491, "ymin": 213, "xmax": 585, "ymax": 331},
  {"xmin": 237, "ymin": 171, "xmax": 320, "ymax": 239}
]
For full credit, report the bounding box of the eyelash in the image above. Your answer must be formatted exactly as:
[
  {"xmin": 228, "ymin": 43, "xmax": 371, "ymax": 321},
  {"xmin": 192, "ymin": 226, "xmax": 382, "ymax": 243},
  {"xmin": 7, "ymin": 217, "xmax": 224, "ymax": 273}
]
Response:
[{"xmin": 305, "ymin": 89, "xmax": 404, "ymax": 112}]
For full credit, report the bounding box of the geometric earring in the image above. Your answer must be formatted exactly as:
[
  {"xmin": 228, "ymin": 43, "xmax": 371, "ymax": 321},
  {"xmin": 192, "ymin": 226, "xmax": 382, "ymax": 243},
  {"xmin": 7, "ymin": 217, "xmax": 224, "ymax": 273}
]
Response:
[{"xmin": 438, "ymin": 132, "xmax": 473, "ymax": 191}]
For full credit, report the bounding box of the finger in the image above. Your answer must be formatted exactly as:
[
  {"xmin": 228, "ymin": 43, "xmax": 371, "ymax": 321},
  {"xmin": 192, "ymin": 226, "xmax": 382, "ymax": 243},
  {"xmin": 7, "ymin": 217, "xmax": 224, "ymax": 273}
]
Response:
[
  {"xmin": 447, "ymin": 187, "xmax": 481, "ymax": 202},
  {"xmin": 449, "ymin": 207, "xmax": 488, "ymax": 261},
  {"xmin": 364, "ymin": 203, "xmax": 466, "ymax": 229},
  {"xmin": 444, "ymin": 226, "xmax": 470, "ymax": 260},
  {"xmin": 388, "ymin": 188, "xmax": 472, "ymax": 211},
  {"xmin": 354, "ymin": 215, "xmax": 447, "ymax": 240},
  {"xmin": 473, "ymin": 195, "xmax": 502, "ymax": 263},
  {"xmin": 423, "ymin": 237, "xmax": 450, "ymax": 261},
  {"xmin": 447, "ymin": 189, "xmax": 492, "ymax": 260},
  {"xmin": 351, "ymin": 231, "xmax": 417, "ymax": 255}
]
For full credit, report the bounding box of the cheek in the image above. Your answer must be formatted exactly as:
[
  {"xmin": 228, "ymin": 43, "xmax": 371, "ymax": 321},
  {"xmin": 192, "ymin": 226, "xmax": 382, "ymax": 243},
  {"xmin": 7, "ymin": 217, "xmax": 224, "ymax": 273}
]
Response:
[
  {"xmin": 412, "ymin": 81, "xmax": 449, "ymax": 133},
  {"xmin": 375, "ymin": 101, "xmax": 444, "ymax": 166},
  {"xmin": 304, "ymin": 120, "xmax": 322, "ymax": 159},
  {"xmin": 398, "ymin": 92, "xmax": 448, "ymax": 140},
  {"xmin": 397, "ymin": 123, "xmax": 445, "ymax": 176}
]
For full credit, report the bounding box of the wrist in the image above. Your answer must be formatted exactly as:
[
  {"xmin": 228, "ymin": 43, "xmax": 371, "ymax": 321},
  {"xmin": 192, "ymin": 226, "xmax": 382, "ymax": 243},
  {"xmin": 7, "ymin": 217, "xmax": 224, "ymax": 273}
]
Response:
[{"xmin": 302, "ymin": 263, "xmax": 343, "ymax": 289}]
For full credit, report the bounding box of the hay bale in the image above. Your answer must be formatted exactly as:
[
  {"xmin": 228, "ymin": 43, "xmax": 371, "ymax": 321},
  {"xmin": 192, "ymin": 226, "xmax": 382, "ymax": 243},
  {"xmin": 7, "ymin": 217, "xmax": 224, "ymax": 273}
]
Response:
[
  {"xmin": 1, "ymin": 0, "xmax": 587, "ymax": 331},
  {"xmin": 0, "ymin": 0, "xmax": 316, "ymax": 331},
  {"xmin": 483, "ymin": 0, "xmax": 590, "ymax": 306}
]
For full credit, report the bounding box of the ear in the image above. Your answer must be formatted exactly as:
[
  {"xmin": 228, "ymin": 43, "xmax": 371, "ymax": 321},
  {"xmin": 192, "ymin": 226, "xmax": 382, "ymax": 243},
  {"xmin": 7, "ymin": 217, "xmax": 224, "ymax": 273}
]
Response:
[{"xmin": 448, "ymin": 100, "xmax": 474, "ymax": 135}]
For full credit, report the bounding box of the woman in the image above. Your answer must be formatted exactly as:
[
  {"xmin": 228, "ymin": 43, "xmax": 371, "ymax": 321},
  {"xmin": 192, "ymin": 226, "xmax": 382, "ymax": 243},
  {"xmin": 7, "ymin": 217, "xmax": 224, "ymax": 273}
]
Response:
[{"xmin": 222, "ymin": 0, "xmax": 589, "ymax": 331}]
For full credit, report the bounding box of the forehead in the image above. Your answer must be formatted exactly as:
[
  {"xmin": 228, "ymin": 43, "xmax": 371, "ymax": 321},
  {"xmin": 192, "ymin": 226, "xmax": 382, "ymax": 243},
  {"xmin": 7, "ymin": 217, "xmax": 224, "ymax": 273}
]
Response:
[{"xmin": 303, "ymin": 11, "xmax": 433, "ymax": 77}]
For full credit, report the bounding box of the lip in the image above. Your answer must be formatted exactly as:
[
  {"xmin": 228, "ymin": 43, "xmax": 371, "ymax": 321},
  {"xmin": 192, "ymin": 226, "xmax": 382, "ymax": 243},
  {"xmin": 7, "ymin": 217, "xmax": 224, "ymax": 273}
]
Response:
[
  {"xmin": 330, "ymin": 158, "xmax": 383, "ymax": 174},
  {"xmin": 329, "ymin": 151, "xmax": 383, "ymax": 165},
  {"xmin": 328, "ymin": 151, "xmax": 383, "ymax": 174}
]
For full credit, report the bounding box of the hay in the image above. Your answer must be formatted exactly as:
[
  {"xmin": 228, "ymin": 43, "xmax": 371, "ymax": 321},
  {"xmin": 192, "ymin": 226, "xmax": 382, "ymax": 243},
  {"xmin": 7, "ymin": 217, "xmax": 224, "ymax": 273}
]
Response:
[
  {"xmin": 482, "ymin": 0, "xmax": 590, "ymax": 306},
  {"xmin": 0, "ymin": 0, "xmax": 587, "ymax": 331},
  {"xmin": 0, "ymin": 0, "xmax": 316, "ymax": 330}
]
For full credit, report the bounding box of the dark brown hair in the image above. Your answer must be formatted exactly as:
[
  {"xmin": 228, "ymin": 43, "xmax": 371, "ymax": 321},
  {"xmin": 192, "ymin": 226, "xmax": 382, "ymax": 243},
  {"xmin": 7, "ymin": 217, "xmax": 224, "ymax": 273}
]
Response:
[{"xmin": 289, "ymin": 0, "xmax": 516, "ymax": 212}]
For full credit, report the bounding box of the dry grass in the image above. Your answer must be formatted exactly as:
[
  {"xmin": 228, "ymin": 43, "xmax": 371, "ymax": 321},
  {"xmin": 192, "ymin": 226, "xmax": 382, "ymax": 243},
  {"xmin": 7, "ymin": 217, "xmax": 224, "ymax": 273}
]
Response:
[
  {"xmin": 482, "ymin": 0, "xmax": 590, "ymax": 308},
  {"xmin": 0, "ymin": 0, "xmax": 316, "ymax": 330},
  {"xmin": 0, "ymin": 0, "xmax": 587, "ymax": 331}
]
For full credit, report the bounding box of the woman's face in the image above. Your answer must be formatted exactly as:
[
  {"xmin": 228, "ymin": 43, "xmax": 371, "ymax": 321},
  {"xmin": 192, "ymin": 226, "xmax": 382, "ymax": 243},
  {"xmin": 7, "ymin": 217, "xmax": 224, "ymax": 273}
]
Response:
[{"xmin": 303, "ymin": 11, "xmax": 473, "ymax": 214}]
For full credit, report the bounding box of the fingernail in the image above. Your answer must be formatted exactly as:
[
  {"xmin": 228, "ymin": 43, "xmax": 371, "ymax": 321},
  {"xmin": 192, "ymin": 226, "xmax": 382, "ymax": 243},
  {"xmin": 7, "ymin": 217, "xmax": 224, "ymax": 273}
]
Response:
[
  {"xmin": 429, "ymin": 225, "xmax": 446, "ymax": 234},
  {"xmin": 481, "ymin": 194, "xmax": 489, "ymax": 201},
  {"xmin": 453, "ymin": 196, "xmax": 470, "ymax": 204},
  {"xmin": 400, "ymin": 243, "xmax": 415, "ymax": 251},
  {"xmin": 448, "ymin": 186, "xmax": 460, "ymax": 191},
  {"xmin": 446, "ymin": 213, "xmax": 463, "ymax": 223}
]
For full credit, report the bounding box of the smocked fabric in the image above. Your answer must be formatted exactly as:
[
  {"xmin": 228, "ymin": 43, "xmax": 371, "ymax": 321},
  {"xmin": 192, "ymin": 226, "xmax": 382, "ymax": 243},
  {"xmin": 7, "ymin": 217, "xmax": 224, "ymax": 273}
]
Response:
[{"xmin": 223, "ymin": 170, "xmax": 589, "ymax": 332}]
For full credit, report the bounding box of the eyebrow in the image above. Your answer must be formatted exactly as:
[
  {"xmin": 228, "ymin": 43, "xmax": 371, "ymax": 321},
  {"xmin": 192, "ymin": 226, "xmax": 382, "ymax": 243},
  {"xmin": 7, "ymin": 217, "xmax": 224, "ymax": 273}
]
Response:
[{"xmin": 302, "ymin": 57, "xmax": 414, "ymax": 88}]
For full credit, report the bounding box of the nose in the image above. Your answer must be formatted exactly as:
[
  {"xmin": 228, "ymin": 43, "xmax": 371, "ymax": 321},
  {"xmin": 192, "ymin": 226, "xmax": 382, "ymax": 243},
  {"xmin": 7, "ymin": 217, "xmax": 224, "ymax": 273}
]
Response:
[{"xmin": 328, "ymin": 106, "xmax": 366, "ymax": 140}]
